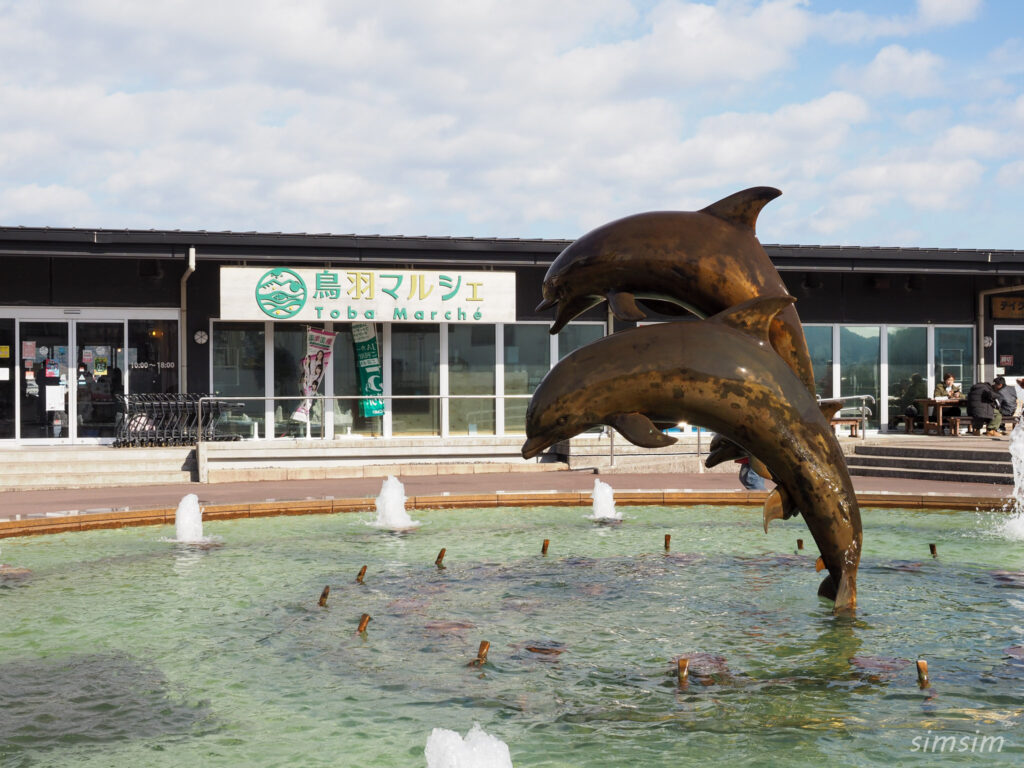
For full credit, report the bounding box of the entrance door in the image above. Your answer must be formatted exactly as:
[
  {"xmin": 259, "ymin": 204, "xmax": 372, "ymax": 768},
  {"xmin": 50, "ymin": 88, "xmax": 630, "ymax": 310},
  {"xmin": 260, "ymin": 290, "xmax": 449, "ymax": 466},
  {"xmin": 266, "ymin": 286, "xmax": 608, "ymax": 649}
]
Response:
[
  {"xmin": 994, "ymin": 327, "xmax": 1024, "ymax": 381},
  {"xmin": 19, "ymin": 321, "xmax": 71, "ymax": 439},
  {"xmin": 75, "ymin": 322, "xmax": 125, "ymax": 439},
  {"xmin": 0, "ymin": 319, "xmax": 14, "ymax": 438}
]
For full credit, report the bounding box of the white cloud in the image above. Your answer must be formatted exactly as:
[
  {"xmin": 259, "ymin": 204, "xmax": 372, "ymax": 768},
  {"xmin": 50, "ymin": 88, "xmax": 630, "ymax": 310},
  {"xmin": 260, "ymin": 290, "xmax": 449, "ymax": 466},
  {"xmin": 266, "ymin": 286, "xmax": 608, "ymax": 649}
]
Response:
[
  {"xmin": 916, "ymin": 0, "xmax": 982, "ymax": 27},
  {"xmin": 0, "ymin": 184, "xmax": 96, "ymax": 221},
  {"xmin": 840, "ymin": 45, "xmax": 945, "ymax": 97},
  {"xmin": 996, "ymin": 160, "xmax": 1024, "ymax": 187},
  {"xmin": 0, "ymin": 0, "xmax": 1018, "ymax": 248},
  {"xmin": 815, "ymin": 0, "xmax": 981, "ymax": 43},
  {"xmin": 932, "ymin": 124, "xmax": 1005, "ymax": 158}
]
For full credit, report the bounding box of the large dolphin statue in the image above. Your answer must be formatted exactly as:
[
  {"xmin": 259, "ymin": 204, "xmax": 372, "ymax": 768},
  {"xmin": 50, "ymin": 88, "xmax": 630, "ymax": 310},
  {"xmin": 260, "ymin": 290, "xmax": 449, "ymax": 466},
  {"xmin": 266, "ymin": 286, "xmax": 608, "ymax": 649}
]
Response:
[
  {"xmin": 521, "ymin": 296, "xmax": 861, "ymax": 614},
  {"xmin": 536, "ymin": 186, "xmax": 816, "ymax": 393}
]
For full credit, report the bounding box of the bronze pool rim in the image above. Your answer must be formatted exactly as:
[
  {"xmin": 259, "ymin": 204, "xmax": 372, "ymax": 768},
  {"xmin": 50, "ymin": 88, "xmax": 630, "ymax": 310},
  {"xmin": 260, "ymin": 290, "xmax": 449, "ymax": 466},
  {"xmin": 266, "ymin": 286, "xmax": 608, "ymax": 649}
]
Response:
[{"xmin": 0, "ymin": 490, "xmax": 1009, "ymax": 540}]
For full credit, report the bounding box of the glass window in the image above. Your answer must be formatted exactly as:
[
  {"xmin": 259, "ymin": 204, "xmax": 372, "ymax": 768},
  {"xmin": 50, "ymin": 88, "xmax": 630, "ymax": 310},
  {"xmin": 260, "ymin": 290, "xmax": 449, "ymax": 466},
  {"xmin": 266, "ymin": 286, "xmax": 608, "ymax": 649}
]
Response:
[
  {"xmin": 212, "ymin": 322, "xmax": 265, "ymax": 438},
  {"xmin": 127, "ymin": 320, "xmax": 177, "ymax": 395},
  {"xmin": 935, "ymin": 327, "xmax": 974, "ymax": 392},
  {"xmin": 391, "ymin": 324, "xmax": 439, "ymax": 435},
  {"xmin": 887, "ymin": 326, "xmax": 928, "ymax": 429},
  {"xmin": 804, "ymin": 325, "xmax": 834, "ymax": 399},
  {"xmin": 995, "ymin": 329, "xmax": 1024, "ymax": 381},
  {"xmin": 0, "ymin": 319, "xmax": 14, "ymax": 439},
  {"xmin": 333, "ymin": 324, "xmax": 382, "ymax": 437},
  {"xmin": 557, "ymin": 324, "xmax": 604, "ymax": 359},
  {"xmin": 449, "ymin": 324, "xmax": 495, "ymax": 435},
  {"xmin": 840, "ymin": 326, "xmax": 880, "ymax": 429},
  {"xmin": 504, "ymin": 324, "xmax": 550, "ymax": 433},
  {"xmin": 272, "ymin": 324, "xmax": 311, "ymax": 437}
]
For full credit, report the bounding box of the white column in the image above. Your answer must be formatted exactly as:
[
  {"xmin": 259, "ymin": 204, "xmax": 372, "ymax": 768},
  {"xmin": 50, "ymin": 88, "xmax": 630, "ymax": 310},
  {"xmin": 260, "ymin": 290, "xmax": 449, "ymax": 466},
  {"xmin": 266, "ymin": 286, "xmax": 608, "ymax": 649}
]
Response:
[
  {"xmin": 264, "ymin": 321, "xmax": 273, "ymax": 439},
  {"xmin": 439, "ymin": 323, "xmax": 449, "ymax": 438},
  {"xmin": 495, "ymin": 323, "xmax": 504, "ymax": 436},
  {"xmin": 382, "ymin": 323, "xmax": 392, "ymax": 438}
]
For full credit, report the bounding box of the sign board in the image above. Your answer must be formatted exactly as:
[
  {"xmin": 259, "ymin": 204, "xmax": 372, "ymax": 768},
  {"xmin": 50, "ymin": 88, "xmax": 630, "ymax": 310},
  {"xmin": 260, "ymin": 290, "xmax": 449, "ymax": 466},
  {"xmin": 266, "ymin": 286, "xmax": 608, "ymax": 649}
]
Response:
[
  {"xmin": 220, "ymin": 267, "xmax": 516, "ymax": 324},
  {"xmin": 999, "ymin": 354, "xmax": 1014, "ymax": 367},
  {"xmin": 992, "ymin": 296, "xmax": 1024, "ymax": 319}
]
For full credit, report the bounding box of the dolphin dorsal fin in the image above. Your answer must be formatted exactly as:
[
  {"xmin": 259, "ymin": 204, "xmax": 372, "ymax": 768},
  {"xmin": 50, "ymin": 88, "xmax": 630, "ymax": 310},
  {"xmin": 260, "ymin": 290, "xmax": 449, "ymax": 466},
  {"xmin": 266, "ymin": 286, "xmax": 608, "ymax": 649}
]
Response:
[
  {"xmin": 700, "ymin": 186, "xmax": 782, "ymax": 233},
  {"xmin": 707, "ymin": 295, "xmax": 796, "ymax": 342}
]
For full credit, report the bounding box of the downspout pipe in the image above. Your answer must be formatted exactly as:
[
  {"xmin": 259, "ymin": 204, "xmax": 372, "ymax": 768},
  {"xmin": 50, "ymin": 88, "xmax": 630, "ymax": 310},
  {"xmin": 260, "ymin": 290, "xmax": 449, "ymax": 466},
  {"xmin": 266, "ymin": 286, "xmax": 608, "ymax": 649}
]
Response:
[
  {"xmin": 976, "ymin": 279, "xmax": 1024, "ymax": 384},
  {"xmin": 180, "ymin": 246, "xmax": 196, "ymax": 393}
]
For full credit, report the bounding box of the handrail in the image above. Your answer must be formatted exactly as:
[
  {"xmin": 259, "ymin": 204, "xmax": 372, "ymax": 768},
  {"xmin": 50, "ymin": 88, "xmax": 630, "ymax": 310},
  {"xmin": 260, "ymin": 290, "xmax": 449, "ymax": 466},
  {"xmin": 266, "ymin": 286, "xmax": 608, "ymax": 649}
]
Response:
[
  {"xmin": 195, "ymin": 393, "xmax": 535, "ymax": 448},
  {"xmin": 820, "ymin": 394, "xmax": 875, "ymax": 439}
]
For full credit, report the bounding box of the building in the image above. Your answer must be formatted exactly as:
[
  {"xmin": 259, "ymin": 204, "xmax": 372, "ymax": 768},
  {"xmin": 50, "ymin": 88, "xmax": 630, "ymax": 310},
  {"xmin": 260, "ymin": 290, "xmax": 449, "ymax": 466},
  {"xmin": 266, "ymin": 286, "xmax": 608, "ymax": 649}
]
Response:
[{"xmin": 0, "ymin": 225, "xmax": 1022, "ymax": 444}]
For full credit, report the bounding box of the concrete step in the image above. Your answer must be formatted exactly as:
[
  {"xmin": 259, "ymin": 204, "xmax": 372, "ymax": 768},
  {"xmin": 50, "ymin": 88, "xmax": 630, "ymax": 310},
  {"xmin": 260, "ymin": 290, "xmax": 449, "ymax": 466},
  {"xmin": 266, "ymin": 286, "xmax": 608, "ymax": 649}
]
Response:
[
  {"xmin": 2, "ymin": 470, "xmax": 196, "ymax": 490},
  {"xmin": 847, "ymin": 466, "xmax": 1012, "ymax": 485},
  {"xmin": 205, "ymin": 461, "xmax": 565, "ymax": 483},
  {"xmin": 846, "ymin": 455, "xmax": 1012, "ymax": 473},
  {"xmin": 852, "ymin": 445, "xmax": 1010, "ymax": 462}
]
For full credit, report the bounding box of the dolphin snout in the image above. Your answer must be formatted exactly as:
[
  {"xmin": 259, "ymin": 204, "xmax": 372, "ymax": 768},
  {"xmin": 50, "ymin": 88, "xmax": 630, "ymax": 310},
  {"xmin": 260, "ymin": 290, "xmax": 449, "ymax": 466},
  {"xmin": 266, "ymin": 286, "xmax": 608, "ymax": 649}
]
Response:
[
  {"xmin": 535, "ymin": 297, "xmax": 556, "ymax": 312},
  {"xmin": 522, "ymin": 435, "xmax": 553, "ymax": 460}
]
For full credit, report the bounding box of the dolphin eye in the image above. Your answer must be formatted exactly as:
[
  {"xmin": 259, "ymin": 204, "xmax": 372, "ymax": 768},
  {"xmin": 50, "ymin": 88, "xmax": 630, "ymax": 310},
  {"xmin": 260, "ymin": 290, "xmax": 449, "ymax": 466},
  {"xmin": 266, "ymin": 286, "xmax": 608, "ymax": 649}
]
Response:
[{"xmin": 556, "ymin": 415, "xmax": 569, "ymax": 426}]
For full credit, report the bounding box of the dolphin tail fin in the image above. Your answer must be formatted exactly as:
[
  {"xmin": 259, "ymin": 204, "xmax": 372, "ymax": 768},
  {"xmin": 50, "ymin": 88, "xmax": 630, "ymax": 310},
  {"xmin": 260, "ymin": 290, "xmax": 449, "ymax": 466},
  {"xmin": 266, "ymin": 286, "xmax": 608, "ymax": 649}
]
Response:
[
  {"xmin": 833, "ymin": 571, "xmax": 856, "ymax": 615},
  {"xmin": 709, "ymin": 296, "xmax": 796, "ymax": 344},
  {"xmin": 607, "ymin": 291, "xmax": 647, "ymax": 322},
  {"xmin": 607, "ymin": 412, "xmax": 678, "ymax": 449},
  {"xmin": 762, "ymin": 487, "xmax": 795, "ymax": 533},
  {"xmin": 700, "ymin": 186, "xmax": 782, "ymax": 233},
  {"xmin": 819, "ymin": 399, "xmax": 844, "ymax": 422},
  {"xmin": 816, "ymin": 570, "xmax": 857, "ymax": 614}
]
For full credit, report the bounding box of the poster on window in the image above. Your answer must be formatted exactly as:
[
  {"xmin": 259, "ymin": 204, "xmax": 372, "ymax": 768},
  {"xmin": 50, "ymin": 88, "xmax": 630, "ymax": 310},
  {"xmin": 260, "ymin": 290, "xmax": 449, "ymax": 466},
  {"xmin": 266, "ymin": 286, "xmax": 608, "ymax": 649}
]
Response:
[
  {"xmin": 352, "ymin": 323, "xmax": 385, "ymax": 417},
  {"xmin": 291, "ymin": 327, "xmax": 337, "ymax": 423}
]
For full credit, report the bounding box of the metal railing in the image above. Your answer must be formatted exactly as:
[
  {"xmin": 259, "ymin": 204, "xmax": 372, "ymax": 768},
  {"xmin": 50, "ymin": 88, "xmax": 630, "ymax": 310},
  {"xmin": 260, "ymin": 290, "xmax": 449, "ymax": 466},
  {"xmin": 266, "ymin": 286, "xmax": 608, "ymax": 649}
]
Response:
[
  {"xmin": 825, "ymin": 394, "xmax": 876, "ymax": 440},
  {"xmin": 194, "ymin": 393, "xmax": 537, "ymax": 448},
  {"xmin": 113, "ymin": 394, "xmax": 246, "ymax": 447}
]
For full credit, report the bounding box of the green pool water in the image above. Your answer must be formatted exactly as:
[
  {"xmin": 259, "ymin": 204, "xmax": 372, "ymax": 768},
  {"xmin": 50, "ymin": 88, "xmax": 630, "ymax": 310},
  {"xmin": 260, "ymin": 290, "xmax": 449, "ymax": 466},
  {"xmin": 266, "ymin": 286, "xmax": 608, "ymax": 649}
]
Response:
[{"xmin": 1, "ymin": 504, "xmax": 1023, "ymax": 767}]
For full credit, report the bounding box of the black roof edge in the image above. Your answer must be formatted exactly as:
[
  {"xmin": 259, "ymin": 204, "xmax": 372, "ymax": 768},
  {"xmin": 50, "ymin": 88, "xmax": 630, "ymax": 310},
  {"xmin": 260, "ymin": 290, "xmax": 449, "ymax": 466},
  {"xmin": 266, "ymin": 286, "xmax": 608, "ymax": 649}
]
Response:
[{"xmin": 0, "ymin": 225, "xmax": 1019, "ymax": 265}]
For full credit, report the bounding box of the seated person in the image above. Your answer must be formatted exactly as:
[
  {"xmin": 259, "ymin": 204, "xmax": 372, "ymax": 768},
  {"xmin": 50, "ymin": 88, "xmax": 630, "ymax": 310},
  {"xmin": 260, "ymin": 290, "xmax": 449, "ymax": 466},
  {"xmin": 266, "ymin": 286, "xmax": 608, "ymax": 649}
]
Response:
[
  {"xmin": 898, "ymin": 373, "xmax": 929, "ymax": 424},
  {"xmin": 967, "ymin": 378, "xmax": 1005, "ymax": 437},
  {"xmin": 996, "ymin": 375, "xmax": 1018, "ymax": 432},
  {"xmin": 933, "ymin": 371, "xmax": 962, "ymax": 418}
]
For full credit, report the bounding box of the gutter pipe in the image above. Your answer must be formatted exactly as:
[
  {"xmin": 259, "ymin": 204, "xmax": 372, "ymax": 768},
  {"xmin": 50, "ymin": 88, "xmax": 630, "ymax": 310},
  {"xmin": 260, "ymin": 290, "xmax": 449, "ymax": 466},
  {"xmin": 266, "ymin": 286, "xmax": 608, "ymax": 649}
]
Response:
[{"xmin": 180, "ymin": 246, "xmax": 196, "ymax": 392}]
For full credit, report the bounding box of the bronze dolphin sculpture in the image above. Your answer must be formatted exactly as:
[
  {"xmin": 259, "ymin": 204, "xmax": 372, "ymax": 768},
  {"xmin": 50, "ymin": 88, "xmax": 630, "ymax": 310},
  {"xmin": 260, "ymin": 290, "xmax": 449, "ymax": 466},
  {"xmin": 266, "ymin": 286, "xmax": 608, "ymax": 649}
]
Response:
[
  {"xmin": 521, "ymin": 296, "xmax": 861, "ymax": 614},
  {"xmin": 536, "ymin": 186, "xmax": 816, "ymax": 393}
]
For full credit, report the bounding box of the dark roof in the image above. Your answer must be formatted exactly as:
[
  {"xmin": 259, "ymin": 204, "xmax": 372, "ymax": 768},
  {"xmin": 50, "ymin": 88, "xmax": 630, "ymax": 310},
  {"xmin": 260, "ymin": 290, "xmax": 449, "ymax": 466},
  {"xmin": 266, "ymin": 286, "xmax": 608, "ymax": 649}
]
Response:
[{"xmin": 0, "ymin": 225, "xmax": 1021, "ymax": 274}]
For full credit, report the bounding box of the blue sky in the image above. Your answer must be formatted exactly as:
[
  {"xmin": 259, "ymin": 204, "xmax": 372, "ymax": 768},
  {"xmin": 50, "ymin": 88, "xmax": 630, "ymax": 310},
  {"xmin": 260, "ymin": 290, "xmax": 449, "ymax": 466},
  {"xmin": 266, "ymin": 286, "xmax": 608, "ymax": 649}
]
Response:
[{"xmin": 0, "ymin": 0, "xmax": 1021, "ymax": 249}]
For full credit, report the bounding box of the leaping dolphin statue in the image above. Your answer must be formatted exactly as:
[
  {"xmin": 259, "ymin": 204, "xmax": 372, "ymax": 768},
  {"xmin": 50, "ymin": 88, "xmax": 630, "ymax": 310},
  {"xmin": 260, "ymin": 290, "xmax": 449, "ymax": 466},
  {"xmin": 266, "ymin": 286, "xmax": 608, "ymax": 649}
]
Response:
[
  {"xmin": 536, "ymin": 186, "xmax": 816, "ymax": 394},
  {"xmin": 521, "ymin": 296, "xmax": 861, "ymax": 615}
]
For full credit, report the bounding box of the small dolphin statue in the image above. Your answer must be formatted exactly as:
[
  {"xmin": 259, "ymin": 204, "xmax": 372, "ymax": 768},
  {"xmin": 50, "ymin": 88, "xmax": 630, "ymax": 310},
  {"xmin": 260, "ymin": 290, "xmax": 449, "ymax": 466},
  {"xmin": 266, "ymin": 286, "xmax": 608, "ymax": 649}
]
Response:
[
  {"xmin": 536, "ymin": 186, "xmax": 815, "ymax": 393},
  {"xmin": 521, "ymin": 296, "xmax": 861, "ymax": 614}
]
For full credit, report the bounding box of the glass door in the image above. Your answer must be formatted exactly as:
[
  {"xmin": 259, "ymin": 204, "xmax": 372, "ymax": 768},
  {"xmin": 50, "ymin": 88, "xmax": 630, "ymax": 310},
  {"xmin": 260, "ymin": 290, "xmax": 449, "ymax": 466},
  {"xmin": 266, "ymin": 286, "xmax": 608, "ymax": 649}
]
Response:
[
  {"xmin": 0, "ymin": 319, "xmax": 14, "ymax": 438},
  {"xmin": 839, "ymin": 325, "xmax": 881, "ymax": 429},
  {"xmin": 75, "ymin": 322, "xmax": 125, "ymax": 439},
  {"xmin": 19, "ymin": 321, "xmax": 71, "ymax": 439},
  {"xmin": 994, "ymin": 327, "xmax": 1024, "ymax": 381}
]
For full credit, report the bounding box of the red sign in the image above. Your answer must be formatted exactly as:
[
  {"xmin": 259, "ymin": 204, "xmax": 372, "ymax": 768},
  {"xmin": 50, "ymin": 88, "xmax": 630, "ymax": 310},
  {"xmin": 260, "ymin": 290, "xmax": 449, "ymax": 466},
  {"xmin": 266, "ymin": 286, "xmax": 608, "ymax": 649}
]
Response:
[{"xmin": 999, "ymin": 354, "xmax": 1014, "ymax": 367}]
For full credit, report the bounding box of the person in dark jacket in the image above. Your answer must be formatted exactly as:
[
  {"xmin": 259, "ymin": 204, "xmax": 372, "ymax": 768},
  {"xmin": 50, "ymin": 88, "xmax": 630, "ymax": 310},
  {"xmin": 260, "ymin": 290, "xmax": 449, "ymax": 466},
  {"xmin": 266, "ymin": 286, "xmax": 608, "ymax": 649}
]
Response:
[
  {"xmin": 967, "ymin": 378, "xmax": 1005, "ymax": 436},
  {"xmin": 996, "ymin": 375, "xmax": 1018, "ymax": 432}
]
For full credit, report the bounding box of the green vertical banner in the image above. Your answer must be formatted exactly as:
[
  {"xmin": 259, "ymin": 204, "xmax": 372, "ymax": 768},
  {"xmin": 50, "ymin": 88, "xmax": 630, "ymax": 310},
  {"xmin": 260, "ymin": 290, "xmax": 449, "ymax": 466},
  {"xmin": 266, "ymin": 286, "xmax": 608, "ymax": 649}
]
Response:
[{"xmin": 352, "ymin": 323, "xmax": 385, "ymax": 417}]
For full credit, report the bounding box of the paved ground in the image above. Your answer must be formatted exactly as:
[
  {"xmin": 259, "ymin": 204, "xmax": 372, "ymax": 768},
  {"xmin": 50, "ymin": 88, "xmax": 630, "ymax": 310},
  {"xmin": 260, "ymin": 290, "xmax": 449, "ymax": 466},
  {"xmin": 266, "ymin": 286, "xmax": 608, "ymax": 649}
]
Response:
[{"xmin": 0, "ymin": 468, "xmax": 1013, "ymax": 519}]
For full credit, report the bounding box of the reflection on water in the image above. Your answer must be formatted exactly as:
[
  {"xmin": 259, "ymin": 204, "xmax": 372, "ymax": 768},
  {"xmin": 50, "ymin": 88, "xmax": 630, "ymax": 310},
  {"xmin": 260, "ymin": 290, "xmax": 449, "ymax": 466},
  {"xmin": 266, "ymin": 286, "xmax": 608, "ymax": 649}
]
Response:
[{"xmin": 0, "ymin": 505, "xmax": 1022, "ymax": 767}]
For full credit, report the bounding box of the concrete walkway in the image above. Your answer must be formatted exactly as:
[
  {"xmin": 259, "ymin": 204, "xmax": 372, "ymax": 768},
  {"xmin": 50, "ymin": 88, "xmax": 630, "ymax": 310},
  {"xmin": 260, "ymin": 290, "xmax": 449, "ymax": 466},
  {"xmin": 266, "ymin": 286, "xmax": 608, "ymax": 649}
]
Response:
[{"xmin": 0, "ymin": 468, "xmax": 1013, "ymax": 520}]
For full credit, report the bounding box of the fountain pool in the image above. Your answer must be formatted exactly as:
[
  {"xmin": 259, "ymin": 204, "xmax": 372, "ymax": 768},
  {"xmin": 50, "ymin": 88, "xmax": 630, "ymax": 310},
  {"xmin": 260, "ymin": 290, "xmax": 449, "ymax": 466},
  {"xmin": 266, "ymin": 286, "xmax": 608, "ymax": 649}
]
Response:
[{"xmin": 1, "ymin": 503, "xmax": 1022, "ymax": 767}]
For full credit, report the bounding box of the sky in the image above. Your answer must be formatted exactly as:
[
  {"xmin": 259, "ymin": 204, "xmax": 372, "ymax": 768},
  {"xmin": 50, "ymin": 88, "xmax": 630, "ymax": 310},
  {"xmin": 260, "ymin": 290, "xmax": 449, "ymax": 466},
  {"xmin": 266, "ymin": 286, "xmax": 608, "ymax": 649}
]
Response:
[{"xmin": 0, "ymin": 0, "xmax": 1021, "ymax": 249}]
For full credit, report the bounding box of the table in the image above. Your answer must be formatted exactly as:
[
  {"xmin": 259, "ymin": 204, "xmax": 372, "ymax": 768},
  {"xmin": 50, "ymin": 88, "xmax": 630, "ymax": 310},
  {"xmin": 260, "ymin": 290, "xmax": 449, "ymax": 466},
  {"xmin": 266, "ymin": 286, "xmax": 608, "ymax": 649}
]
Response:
[{"xmin": 915, "ymin": 398, "xmax": 963, "ymax": 436}]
